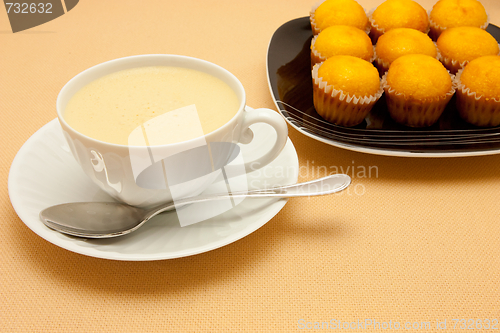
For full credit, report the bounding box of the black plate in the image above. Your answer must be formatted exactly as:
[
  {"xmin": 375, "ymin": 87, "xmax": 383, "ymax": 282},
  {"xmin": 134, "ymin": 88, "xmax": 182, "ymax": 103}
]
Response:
[{"xmin": 267, "ymin": 17, "xmax": 500, "ymax": 156}]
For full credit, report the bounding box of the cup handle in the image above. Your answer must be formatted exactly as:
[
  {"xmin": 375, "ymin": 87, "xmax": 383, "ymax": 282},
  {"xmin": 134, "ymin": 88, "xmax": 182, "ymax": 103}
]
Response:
[{"xmin": 239, "ymin": 108, "xmax": 288, "ymax": 173}]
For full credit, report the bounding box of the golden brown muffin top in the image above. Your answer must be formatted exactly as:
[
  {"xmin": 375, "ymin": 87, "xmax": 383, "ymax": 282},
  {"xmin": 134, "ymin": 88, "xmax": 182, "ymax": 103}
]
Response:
[
  {"xmin": 386, "ymin": 54, "xmax": 452, "ymax": 100},
  {"xmin": 371, "ymin": 0, "xmax": 429, "ymax": 33},
  {"xmin": 430, "ymin": 0, "xmax": 488, "ymax": 29},
  {"xmin": 314, "ymin": 0, "xmax": 368, "ymax": 32},
  {"xmin": 460, "ymin": 55, "xmax": 500, "ymax": 100},
  {"xmin": 313, "ymin": 25, "xmax": 373, "ymax": 61},
  {"xmin": 376, "ymin": 28, "xmax": 437, "ymax": 65},
  {"xmin": 437, "ymin": 26, "xmax": 499, "ymax": 64},
  {"xmin": 318, "ymin": 55, "xmax": 380, "ymax": 97}
]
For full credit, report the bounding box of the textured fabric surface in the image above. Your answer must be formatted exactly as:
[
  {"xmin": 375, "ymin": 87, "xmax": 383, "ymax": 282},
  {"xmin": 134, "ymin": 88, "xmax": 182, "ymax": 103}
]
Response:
[{"xmin": 2, "ymin": 0, "xmax": 500, "ymax": 332}]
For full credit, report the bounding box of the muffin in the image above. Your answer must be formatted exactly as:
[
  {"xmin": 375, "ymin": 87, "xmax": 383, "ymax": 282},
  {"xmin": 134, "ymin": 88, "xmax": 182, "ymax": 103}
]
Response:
[
  {"xmin": 437, "ymin": 26, "xmax": 499, "ymax": 74},
  {"xmin": 429, "ymin": 0, "xmax": 489, "ymax": 40},
  {"xmin": 311, "ymin": 25, "xmax": 374, "ymax": 67},
  {"xmin": 310, "ymin": 0, "xmax": 369, "ymax": 35},
  {"xmin": 382, "ymin": 54, "xmax": 455, "ymax": 127},
  {"xmin": 368, "ymin": 0, "xmax": 429, "ymax": 43},
  {"xmin": 456, "ymin": 55, "xmax": 500, "ymax": 127},
  {"xmin": 312, "ymin": 55, "xmax": 383, "ymax": 126},
  {"xmin": 375, "ymin": 28, "xmax": 438, "ymax": 74}
]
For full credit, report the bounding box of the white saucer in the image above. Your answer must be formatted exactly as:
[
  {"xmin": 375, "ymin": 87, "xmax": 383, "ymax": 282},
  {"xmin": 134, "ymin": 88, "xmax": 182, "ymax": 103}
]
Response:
[{"xmin": 8, "ymin": 108, "xmax": 298, "ymax": 261}]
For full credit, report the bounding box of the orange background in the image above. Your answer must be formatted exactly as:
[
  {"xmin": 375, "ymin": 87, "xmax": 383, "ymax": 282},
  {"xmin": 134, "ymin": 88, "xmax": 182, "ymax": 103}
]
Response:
[{"xmin": 1, "ymin": 0, "xmax": 500, "ymax": 332}]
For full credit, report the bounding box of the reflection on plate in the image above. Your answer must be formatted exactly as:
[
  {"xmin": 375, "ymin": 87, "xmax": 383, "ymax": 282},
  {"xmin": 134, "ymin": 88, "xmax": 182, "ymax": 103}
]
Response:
[
  {"xmin": 266, "ymin": 17, "xmax": 500, "ymax": 157},
  {"xmin": 8, "ymin": 107, "xmax": 298, "ymax": 261}
]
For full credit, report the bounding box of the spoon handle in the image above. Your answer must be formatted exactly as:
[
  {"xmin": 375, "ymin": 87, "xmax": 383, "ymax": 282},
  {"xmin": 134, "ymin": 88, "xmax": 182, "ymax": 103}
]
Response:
[{"xmin": 145, "ymin": 174, "xmax": 350, "ymax": 220}]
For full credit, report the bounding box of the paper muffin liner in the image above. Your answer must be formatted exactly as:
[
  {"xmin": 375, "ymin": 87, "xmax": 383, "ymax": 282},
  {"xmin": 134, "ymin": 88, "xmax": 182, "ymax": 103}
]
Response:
[
  {"xmin": 312, "ymin": 63, "xmax": 383, "ymax": 126},
  {"xmin": 309, "ymin": 1, "xmax": 322, "ymax": 35},
  {"xmin": 310, "ymin": 1, "xmax": 371, "ymax": 35},
  {"xmin": 437, "ymin": 43, "xmax": 500, "ymax": 75},
  {"xmin": 368, "ymin": 7, "xmax": 430, "ymax": 44},
  {"xmin": 373, "ymin": 48, "xmax": 391, "ymax": 76},
  {"xmin": 374, "ymin": 42, "xmax": 440, "ymax": 76},
  {"xmin": 381, "ymin": 72, "xmax": 456, "ymax": 127},
  {"xmin": 428, "ymin": 9, "xmax": 490, "ymax": 41},
  {"xmin": 455, "ymin": 68, "xmax": 500, "ymax": 127},
  {"xmin": 367, "ymin": 8, "xmax": 384, "ymax": 44},
  {"xmin": 310, "ymin": 37, "xmax": 325, "ymax": 68},
  {"xmin": 310, "ymin": 35, "xmax": 376, "ymax": 68},
  {"xmin": 438, "ymin": 54, "xmax": 470, "ymax": 75}
]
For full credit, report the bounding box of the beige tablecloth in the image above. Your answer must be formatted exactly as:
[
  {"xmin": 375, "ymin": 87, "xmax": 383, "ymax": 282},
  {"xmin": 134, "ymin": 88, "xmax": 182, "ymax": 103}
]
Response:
[{"xmin": 2, "ymin": 0, "xmax": 500, "ymax": 331}]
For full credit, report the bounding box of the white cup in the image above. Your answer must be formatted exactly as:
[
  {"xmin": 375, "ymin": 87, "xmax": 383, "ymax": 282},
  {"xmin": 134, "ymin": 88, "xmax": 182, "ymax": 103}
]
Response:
[{"xmin": 57, "ymin": 54, "xmax": 288, "ymax": 208}]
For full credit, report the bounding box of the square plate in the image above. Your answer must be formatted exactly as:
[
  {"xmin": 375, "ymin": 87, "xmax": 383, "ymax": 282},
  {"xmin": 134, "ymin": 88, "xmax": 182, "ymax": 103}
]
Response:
[{"xmin": 267, "ymin": 17, "xmax": 500, "ymax": 157}]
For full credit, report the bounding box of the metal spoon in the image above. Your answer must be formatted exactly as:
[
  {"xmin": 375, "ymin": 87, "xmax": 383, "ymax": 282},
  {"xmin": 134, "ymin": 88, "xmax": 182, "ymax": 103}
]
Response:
[{"xmin": 39, "ymin": 174, "xmax": 351, "ymax": 239}]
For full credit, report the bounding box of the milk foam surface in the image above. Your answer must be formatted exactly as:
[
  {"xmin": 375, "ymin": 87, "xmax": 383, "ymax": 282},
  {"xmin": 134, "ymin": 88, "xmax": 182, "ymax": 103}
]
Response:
[{"xmin": 64, "ymin": 66, "xmax": 240, "ymax": 145}]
